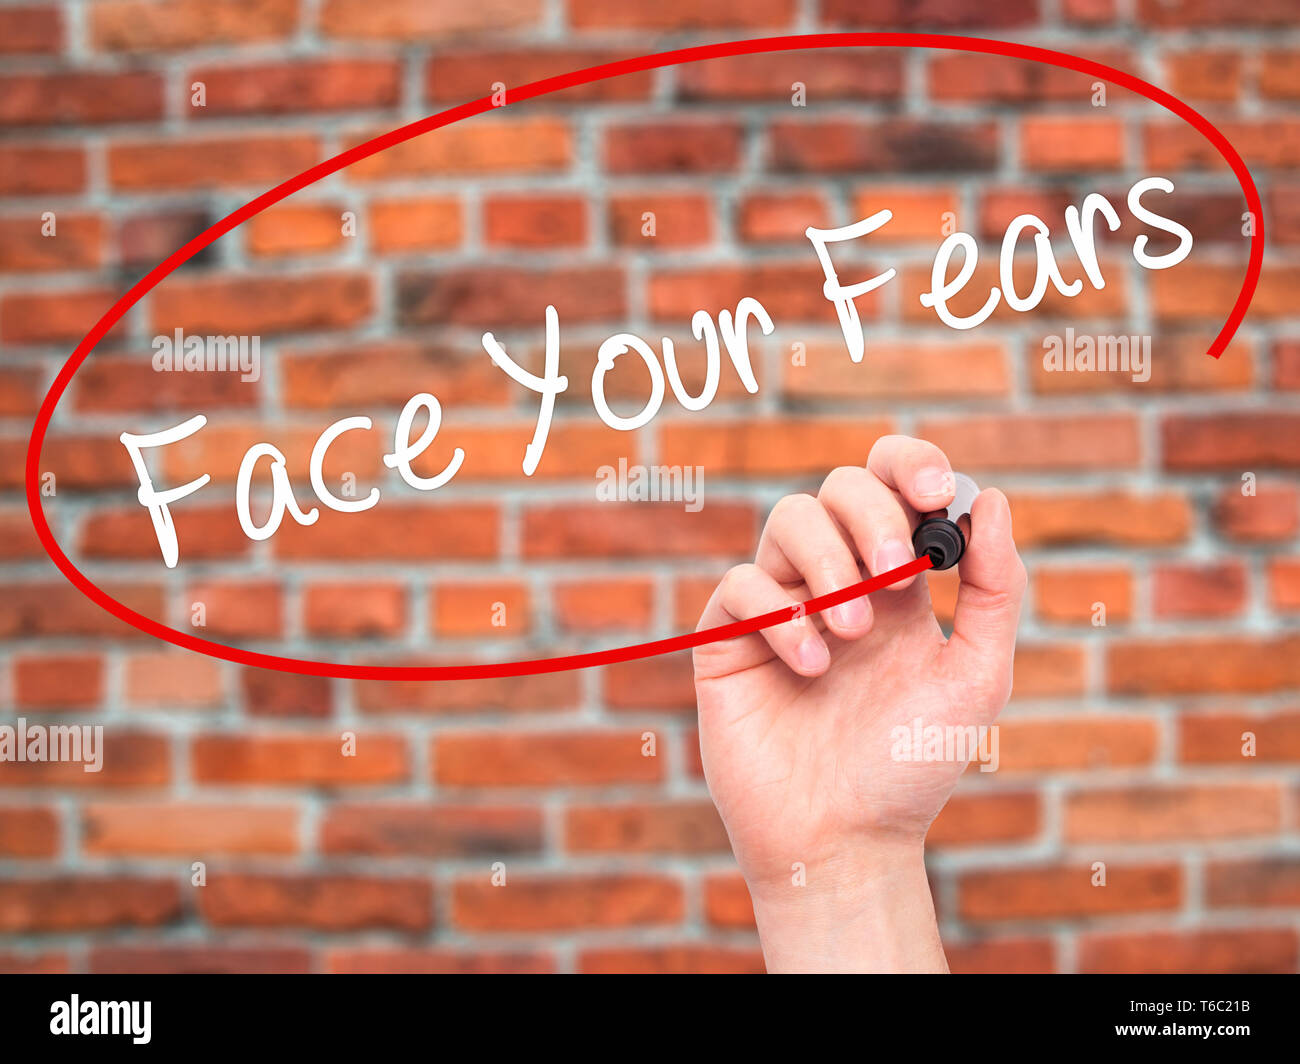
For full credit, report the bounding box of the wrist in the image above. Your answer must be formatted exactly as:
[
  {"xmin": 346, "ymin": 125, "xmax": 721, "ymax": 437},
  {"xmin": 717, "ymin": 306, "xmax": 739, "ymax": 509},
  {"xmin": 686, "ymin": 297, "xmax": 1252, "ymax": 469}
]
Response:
[{"xmin": 745, "ymin": 838, "xmax": 947, "ymax": 974}]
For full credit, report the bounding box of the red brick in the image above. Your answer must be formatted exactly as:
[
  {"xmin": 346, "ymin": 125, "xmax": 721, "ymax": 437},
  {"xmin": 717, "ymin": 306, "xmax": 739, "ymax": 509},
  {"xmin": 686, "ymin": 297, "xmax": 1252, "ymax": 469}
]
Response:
[
  {"xmin": 945, "ymin": 937, "xmax": 1055, "ymax": 975},
  {"xmin": 328, "ymin": 949, "xmax": 553, "ymax": 974},
  {"xmin": 0, "ymin": 584, "xmax": 163, "ymax": 640},
  {"xmin": 822, "ymin": 0, "xmax": 1038, "ymax": 26},
  {"xmin": 1033, "ymin": 565, "xmax": 1132, "ymax": 625},
  {"xmin": 553, "ymin": 578, "xmax": 655, "ymax": 633},
  {"xmin": 0, "ymin": 367, "xmax": 42, "ymax": 418},
  {"xmin": 565, "ymin": 801, "xmax": 729, "ymax": 854},
  {"xmin": 603, "ymin": 652, "xmax": 698, "ymax": 712},
  {"xmin": 1272, "ymin": 558, "xmax": 1300, "ymax": 612},
  {"xmin": 928, "ymin": 792, "xmax": 1041, "ymax": 848},
  {"xmin": 72, "ymin": 355, "xmax": 258, "ymax": 415},
  {"xmin": 304, "ymin": 583, "xmax": 407, "ymax": 638},
  {"xmin": 0, "ymin": 951, "xmax": 67, "ymax": 974},
  {"xmin": 241, "ymin": 671, "xmax": 332, "ymax": 719},
  {"xmin": 770, "ymin": 118, "xmax": 998, "ymax": 173},
  {"xmin": 0, "ymin": 287, "xmax": 117, "ymax": 345},
  {"xmin": 124, "ymin": 653, "xmax": 224, "ymax": 709},
  {"xmin": 738, "ymin": 190, "xmax": 830, "ymax": 244},
  {"xmin": 994, "ymin": 717, "xmax": 1159, "ymax": 772},
  {"xmin": 649, "ymin": 262, "xmax": 834, "ymax": 321},
  {"xmin": 929, "ymin": 52, "xmax": 1131, "ymax": 103},
  {"xmin": 91, "ymin": 0, "xmax": 298, "ymax": 51},
  {"xmin": 1180, "ymin": 711, "xmax": 1300, "ymax": 764},
  {"xmin": 1021, "ymin": 117, "xmax": 1124, "ymax": 171},
  {"xmin": 274, "ymin": 505, "xmax": 499, "ymax": 561},
  {"xmin": 191, "ymin": 734, "xmax": 408, "ymax": 785},
  {"xmin": 678, "ymin": 51, "xmax": 901, "ymax": 101},
  {"xmin": 355, "ymin": 671, "xmax": 578, "ymax": 715},
  {"xmin": 321, "ymin": 804, "xmax": 543, "ymax": 856},
  {"xmin": 1206, "ymin": 858, "xmax": 1300, "ymax": 908},
  {"xmin": 150, "ymin": 272, "xmax": 371, "ymax": 335},
  {"xmin": 703, "ymin": 874, "xmax": 755, "ymax": 929},
  {"xmin": 321, "ymin": 0, "xmax": 541, "ymax": 38},
  {"xmin": 1213, "ymin": 476, "xmax": 1300, "ymax": 541},
  {"xmin": 434, "ymin": 581, "xmax": 530, "ymax": 638},
  {"xmin": 0, "ymin": 806, "xmax": 59, "ymax": 858},
  {"xmin": 345, "ymin": 119, "xmax": 569, "ymax": 179},
  {"xmin": 109, "ymin": 135, "xmax": 320, "ymax": 190},
  {"xmin": 1165, "ymin": 50, "xmax": 1242, "ymax": 102},
  {"xmin": 116, "ymin": 208, "xmax": 213, "ymax": 269},
  {"xmin": 398, "ymin": 266, "xmax": 623, "ymax": 327},
  {"xmin": 1152, "ymin": 561, "xmax": 1247, "ymax": 619},
  {"xmin": 0, "ymin": 6, "xmax": 62, "ymax": 54},
  {"xmin": 580, "ymin": 945, "xmax": 764, "ymax": 974},
  {"xmin": 609, "ymin": 193, "xmax": 714, "ymax": 248},
  {"xmin": 0, "ymin": 214, "xmax": 104, "ymax": 272},
  {"xmin": 604, "ymin": 121, "xmax": 743, "ymax": 174},
  {"xmin": 435, "ymin": 731, "xmax": 661, "ymax": 787},
  {"xmin": 1154, "ymin": 265, "xmax": 1300, "ymax": 322},
  {"xmin": 0, "ymin": 71, "xmax": 163, "ymax": 126},
  {"xmin": 0, "ymin": 878, "xmax": 180, "ymax": 931},
  {"xmin": 1064, "ymin": 784, "xmax": 1283, "ymax": 842},
  {"xmin": 245, "ymin": 203, "xmax": 348, "ymax": 257},
  {"xmin": 1163, "ymin": 412, "xmax": 1300, "ymax": 470},
  {"xmin": 189, "ymin": 59, "xmax": 400, "ymax": 116},
  {"xmin": 1008, "ymin": 491, "xmax": 1191, "ymax": 548},
  {"xmin": 1260, "ymin": 50, "xmax": 1300, "ymax": 99},
  {"xmin": 80, "ymin": 506, "xmax": 251, "ymax": 564},
  {"xmin": 524, "ymin": 503, "xmax": 756, "ymax": 559},
  {"xmin": 1145, "ymin": 120, "xmax": 1300, "ymax": 169},
  {"xmin": 453, "ymin": 875, "xmax": 683, "ymax": 931},
  {"xmin": 369, "ymin": 197, "xmax": 462, "ymax": 253},
  {"xmin": 82, "ymin": 803, "xmax": 299, "ymax": 855},
  {"xmin": 426, "ymin": 49, "xmax": 653, "ymax": 104},
  {"xmin": 659, "ymin": 418, "xmax": 894, "ymax": 476},
  {"xmin": 0, "ymin": 142, "xmax": 85, "ymax": 197},
  {"xmin": 783, "ymin": 340, "xmax": 1009, "ymax": 400},
  {"xmin": 201, "ymin": 873, "xmax": 432, "ymax": 930},
  {"xmin": 13, "ymin": 654, "xmax": 104, "ymax": 709},
  {"xmin": 0, "ymin": 733, "xmax": 169, "ymax": 790},
  {"xmin": 917, "ymin": 414, "xmax": 1139, "ymax": 470},
  {"xmin": 1080, "ymin": 928, "xmax": 1298, "ymax": 974},
  {"xmin": 484, "ymin": 194, "xmax": 586, "ymax": 248},
  {"xmin": 185, "ymin": 581, "xmax": 283, "ymax": 639},
  {"xmin": 961, "ymin": 863, "xmax": 1181, "ymax": 921},
  {"xmin": 1108, "ymin": 636, "xmax": 1300, "ymax": 695},
  {"xmin": 91, "ymin": 946, "xmax": 311, "ymax": 975},
  {"xmin": 281, "ymin": 341, "xmax": 506, "ymax": 410}
]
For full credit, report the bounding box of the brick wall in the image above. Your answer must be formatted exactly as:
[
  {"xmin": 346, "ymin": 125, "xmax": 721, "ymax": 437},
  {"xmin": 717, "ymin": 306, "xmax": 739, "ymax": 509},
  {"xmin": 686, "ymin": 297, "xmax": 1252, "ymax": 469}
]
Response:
[{"xmin": 2, "ymin": 0, "xmax": 1298, "ymax": 974}]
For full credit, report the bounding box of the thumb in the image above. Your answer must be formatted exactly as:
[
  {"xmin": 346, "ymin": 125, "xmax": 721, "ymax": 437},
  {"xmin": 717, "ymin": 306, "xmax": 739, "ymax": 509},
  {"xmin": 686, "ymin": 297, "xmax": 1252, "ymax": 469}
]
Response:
[{"xmin": 939, "ymin": 487, "xmax": 1027, "ymax": 709}]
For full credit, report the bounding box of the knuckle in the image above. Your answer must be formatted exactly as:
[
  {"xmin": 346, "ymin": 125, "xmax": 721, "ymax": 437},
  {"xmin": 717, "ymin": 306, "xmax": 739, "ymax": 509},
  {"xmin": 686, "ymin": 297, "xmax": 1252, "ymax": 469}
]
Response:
[{"xmin": 818, "ymin": 465, "xmax": 862, "ymax": 499}]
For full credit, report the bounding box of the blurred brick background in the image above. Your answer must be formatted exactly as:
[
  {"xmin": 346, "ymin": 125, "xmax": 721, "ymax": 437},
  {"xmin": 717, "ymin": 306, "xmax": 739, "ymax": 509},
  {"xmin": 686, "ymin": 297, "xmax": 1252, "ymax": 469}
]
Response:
[{"xmin": 2, "ymin": 0, "xmax": 1299, "ymax": 974}]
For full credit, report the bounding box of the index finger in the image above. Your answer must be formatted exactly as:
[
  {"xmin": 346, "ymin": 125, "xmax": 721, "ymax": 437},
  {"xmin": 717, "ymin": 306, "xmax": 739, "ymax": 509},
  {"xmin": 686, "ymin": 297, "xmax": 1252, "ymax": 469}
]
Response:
[{"xmin": 866, "ymin": 434, "xmax": 957, "ymax": 516}]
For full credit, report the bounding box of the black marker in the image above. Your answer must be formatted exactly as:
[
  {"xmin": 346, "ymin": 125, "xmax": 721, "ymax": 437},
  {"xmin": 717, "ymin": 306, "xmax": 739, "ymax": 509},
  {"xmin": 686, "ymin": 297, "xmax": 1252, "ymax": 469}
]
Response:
[{"xmin": 912, "ymin": 472, "xmax": 979, "ymax": 571}]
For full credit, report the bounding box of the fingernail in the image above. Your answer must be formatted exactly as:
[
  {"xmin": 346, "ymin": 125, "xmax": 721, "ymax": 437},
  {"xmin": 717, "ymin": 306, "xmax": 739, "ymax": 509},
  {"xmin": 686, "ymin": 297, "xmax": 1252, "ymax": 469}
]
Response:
[
  {"xmin": 832, "ymin": 597, "xmax": 869, "ymax": 629},
  {"xmin": 914, "ymin": 466, "xmax": 955, "ymax": 500},
  {"xmin": 874, "ymin": 539, "xmax": 914, "ymax": 575},
  {"xmin": 796, "ymin": 635, "xmax": 829, "ymax": 673}
]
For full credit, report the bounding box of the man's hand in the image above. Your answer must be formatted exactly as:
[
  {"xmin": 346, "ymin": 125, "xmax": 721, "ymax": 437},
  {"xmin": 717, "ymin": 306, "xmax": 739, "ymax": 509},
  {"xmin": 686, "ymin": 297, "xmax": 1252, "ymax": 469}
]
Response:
[{"xmin": 693, "ymin": 435, "xmax": 1026, "ymax": 972}]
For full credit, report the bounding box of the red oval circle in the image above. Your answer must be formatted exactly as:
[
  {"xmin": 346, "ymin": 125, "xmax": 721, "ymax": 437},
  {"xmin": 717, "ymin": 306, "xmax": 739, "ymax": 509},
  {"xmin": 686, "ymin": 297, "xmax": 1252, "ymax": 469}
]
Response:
[{"xmin": 25, "ymin": 32, "xmax": 1265, "ymax": 680}]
